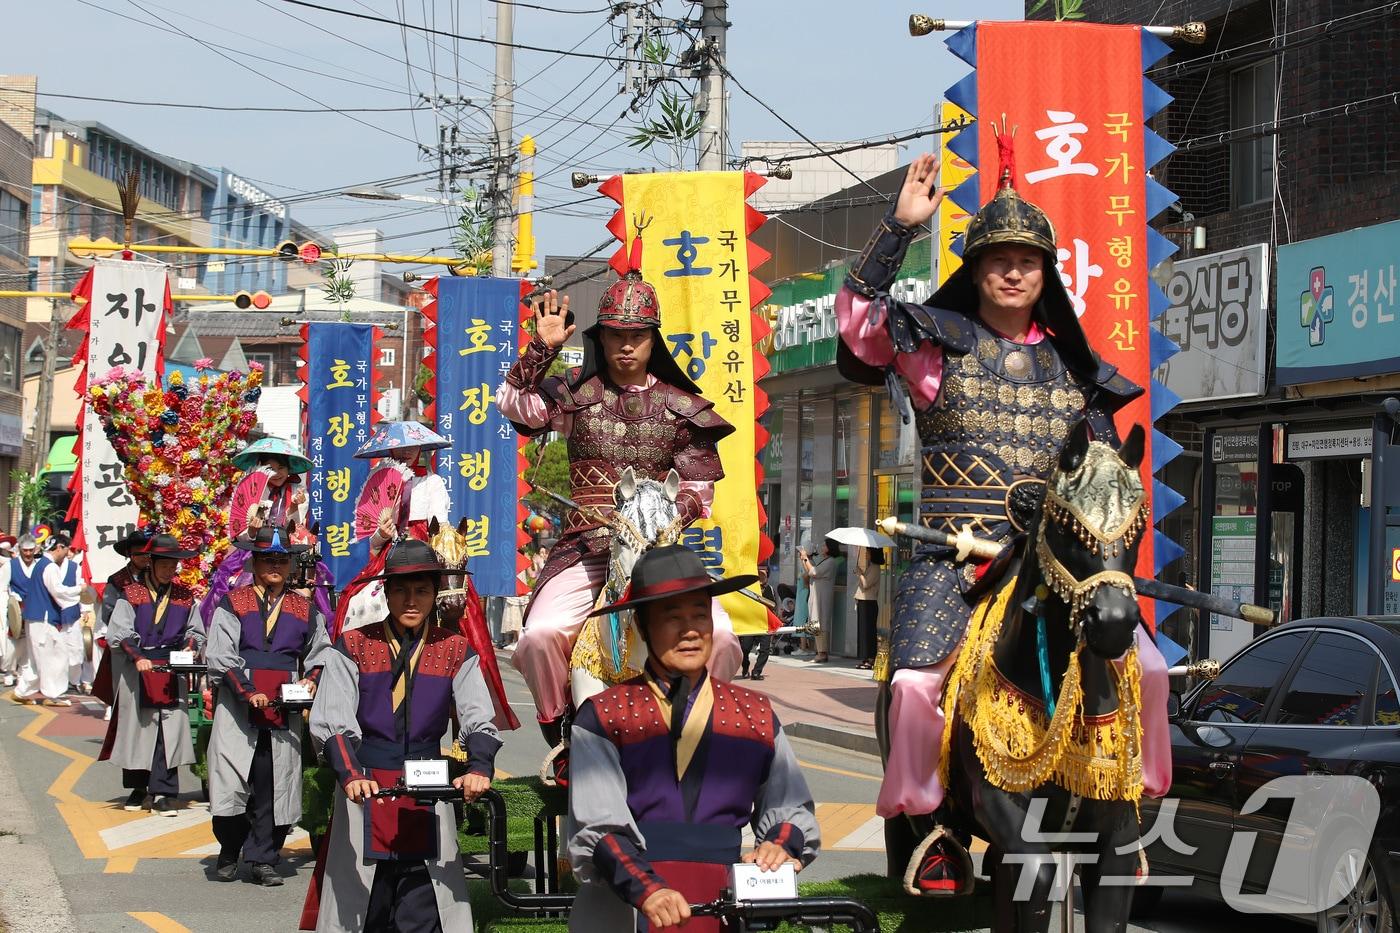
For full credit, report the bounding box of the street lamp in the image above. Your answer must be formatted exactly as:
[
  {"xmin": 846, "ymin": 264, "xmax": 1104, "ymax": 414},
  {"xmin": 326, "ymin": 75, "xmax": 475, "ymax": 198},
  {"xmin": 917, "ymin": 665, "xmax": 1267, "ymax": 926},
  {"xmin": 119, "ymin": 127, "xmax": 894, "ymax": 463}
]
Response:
[{"xmin": 342, "ymin": 186, "xmax": 457, "ymax": 207}]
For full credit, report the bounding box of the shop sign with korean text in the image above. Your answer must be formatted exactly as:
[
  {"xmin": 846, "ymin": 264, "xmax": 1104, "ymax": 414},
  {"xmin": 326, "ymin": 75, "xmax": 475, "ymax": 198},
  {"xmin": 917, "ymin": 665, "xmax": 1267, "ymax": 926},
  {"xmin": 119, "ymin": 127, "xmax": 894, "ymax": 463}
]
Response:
[
  {"xmin": 1152, "ymin": 244, "xmax": 1269, "ymax": 403},
  {"xmin": 1276, "ymin": 219, "xmax": 1400, "ymax": 385}
]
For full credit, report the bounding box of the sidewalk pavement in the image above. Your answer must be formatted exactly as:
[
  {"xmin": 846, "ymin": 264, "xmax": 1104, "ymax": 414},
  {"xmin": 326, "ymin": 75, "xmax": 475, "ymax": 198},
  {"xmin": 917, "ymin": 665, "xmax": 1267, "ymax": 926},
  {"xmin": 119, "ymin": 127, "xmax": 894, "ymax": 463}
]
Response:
[{"xmin": 739, "ymin": 651, "xmax": 882, "ymax": 756}]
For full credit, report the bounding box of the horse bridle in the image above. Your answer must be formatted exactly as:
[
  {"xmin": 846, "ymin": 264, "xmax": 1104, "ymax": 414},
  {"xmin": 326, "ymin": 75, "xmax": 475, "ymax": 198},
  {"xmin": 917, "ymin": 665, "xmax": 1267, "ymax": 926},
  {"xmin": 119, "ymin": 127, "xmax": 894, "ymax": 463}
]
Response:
[{"xmin": 1034, "ymin": 476, "xmax": 1146, "ymax": 636}]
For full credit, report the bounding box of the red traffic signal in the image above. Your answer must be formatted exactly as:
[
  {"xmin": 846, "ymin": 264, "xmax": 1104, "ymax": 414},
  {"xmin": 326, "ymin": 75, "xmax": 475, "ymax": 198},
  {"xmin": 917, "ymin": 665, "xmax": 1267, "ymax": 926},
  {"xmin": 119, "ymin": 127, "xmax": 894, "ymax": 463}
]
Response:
[
  {"xmin": 233, "ymin": 291, "xmax": 273, "ymax": 310},
  {"xmin": 299, "ymin": 242, "xmax": 322, "ymax": 264}
]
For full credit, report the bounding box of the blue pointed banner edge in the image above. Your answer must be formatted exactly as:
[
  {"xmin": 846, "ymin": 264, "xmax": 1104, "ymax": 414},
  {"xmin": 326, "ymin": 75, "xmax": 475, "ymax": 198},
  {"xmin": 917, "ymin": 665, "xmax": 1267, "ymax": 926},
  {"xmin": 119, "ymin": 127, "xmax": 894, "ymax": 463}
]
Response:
[{"xmin": 945, "ymin": 23, "xmax": 977, "ymax": 67}]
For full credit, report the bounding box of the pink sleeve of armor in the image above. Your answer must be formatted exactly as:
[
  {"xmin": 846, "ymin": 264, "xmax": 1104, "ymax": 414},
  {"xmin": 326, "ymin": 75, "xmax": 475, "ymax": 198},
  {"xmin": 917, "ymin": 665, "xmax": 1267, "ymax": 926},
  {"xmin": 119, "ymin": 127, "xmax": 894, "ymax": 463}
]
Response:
[
  {"xmin": 679, "ymin": 480, "xmax": 715, "ymax": 520},
  {"xmin": 835, "ymin": 287, "xmax": 945, "ymax": 410}
]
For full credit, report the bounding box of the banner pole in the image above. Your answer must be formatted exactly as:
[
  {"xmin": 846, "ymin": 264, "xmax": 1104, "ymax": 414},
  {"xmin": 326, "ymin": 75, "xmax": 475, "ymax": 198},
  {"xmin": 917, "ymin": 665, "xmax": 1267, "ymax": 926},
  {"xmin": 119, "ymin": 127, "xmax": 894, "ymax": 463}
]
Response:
[{"xmin": 907, "ymin": 14, "xmax": 1207, "ymax": 42}]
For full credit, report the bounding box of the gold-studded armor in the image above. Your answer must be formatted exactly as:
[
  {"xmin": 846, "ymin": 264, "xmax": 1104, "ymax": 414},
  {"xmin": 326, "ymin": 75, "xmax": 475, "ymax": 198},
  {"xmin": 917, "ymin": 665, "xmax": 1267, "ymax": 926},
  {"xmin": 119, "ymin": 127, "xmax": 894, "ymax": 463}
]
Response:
[
  {"xmin": 881, "ymin": 303, "xmax": 1138, "ymax": 671},
  {"xmin": 504, "ymin": 354, "xmax": 734, "ymax": 597}
]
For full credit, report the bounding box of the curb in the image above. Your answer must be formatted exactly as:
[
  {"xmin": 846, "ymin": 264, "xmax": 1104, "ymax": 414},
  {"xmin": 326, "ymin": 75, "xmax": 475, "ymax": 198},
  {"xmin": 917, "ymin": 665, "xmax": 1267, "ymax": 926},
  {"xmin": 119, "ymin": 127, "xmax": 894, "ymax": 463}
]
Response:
[
  {"xmin": 785, "ymin": 721, "xmax": 881, "ymax": 758},
  {"xmin": 0, "ymin": 706, "xmax": 81, "ymax": 933}
]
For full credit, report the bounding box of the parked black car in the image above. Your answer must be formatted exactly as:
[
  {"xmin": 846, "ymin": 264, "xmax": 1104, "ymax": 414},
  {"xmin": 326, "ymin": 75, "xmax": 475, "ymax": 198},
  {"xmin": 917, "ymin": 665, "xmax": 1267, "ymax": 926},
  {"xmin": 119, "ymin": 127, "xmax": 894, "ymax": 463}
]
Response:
[{"xmin": 1138, "ymin": 616, "xmax": 1400, "ymax": 932}]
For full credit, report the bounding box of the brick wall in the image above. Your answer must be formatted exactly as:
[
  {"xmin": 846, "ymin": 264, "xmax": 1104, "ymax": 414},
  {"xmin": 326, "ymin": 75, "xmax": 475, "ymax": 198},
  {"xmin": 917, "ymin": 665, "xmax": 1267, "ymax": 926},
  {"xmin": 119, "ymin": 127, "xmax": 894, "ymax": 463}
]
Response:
[{"xmin": 1031, "ymin": 0, "xmax": 1400, "ymax": 251}]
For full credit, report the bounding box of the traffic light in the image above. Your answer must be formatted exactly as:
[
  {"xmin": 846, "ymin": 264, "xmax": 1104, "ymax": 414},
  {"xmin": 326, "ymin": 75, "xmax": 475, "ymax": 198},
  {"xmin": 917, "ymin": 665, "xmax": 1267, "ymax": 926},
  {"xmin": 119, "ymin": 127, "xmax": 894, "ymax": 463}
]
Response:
[
  {"xmin": 233, "ymin": 291, "xmax": 272, "ymax": 310},
  {"xmin": 276, "ymin": 239, "xmax": 299, "ymax": 261}
]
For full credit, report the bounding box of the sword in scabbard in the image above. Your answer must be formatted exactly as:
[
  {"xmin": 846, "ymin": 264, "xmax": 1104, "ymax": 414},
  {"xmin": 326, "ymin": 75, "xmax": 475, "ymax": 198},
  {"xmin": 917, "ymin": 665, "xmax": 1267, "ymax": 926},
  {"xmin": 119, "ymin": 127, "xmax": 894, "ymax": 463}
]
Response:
[{"xmin": 878, "ymin": 516, "xmax": 1276, "ymax": 626}]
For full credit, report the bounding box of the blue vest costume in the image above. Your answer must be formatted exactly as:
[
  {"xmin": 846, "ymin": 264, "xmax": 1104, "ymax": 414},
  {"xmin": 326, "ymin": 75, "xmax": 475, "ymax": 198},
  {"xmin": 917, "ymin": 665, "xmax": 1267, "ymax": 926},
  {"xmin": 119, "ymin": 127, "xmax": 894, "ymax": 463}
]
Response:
[
  {"xmin": 11, "ymin": 555, "xmax": 58, "ymax": 624},
  {"xmin": 56, "ymin": 560, "xmax": 81, "ymax": 625}
]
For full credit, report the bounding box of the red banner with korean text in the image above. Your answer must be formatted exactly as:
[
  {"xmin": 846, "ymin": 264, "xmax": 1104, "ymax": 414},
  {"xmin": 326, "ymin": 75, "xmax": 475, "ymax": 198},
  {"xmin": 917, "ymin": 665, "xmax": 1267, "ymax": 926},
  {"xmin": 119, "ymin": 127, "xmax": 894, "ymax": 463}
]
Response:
[
  {"xmin": 943, "ymin": 21, "xmax": 1186, "ymax": 625},
  {"xmin": 602, "ymin": 171, "xmax": 773, "ymax": 636}
]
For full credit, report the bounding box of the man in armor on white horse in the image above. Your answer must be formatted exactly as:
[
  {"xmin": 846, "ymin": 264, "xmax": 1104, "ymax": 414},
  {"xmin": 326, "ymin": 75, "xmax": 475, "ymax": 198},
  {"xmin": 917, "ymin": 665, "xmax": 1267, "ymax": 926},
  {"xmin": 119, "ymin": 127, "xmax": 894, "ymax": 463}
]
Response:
[{"xmin": 497, "ymin": 243, "xmax": 743, "ymax": 770}]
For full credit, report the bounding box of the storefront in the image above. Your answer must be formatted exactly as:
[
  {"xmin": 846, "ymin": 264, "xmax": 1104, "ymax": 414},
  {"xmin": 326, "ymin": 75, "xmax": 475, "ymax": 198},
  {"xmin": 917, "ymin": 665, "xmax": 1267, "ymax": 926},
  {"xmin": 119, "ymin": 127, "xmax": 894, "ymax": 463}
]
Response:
[
  {"xmin": 758, "ymin": 240, "xmax": 929, "ymax": 657},
  {"xmin": 1167, "ymin": 220, "xmax": 1400, "ymax": 661}
]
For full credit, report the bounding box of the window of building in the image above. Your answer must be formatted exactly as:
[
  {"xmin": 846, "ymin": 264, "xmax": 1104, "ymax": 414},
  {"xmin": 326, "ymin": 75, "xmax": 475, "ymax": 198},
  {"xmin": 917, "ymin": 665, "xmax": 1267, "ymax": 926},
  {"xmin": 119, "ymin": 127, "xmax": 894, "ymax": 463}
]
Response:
[
  {"xmin": 0, "ymin": 325, "xmax": 23, "ymax": 392},
  {"xmin": 30, "ymin": 186, "xmax": 42, "ymax": 225},
  {"xmin": 246, "ymin": 352, "xmax": 274, "ymax": 380},
  {"xmin": 0, "ymin": 191, "xmax": 29, "ymax": 262},
  {"xmin": 379, "ymin": 347, "xmax": 397, "ymax": 367},
  {"xmin": 1230, "ymin": 59, "xmax": 1276, "ymax": 207}
]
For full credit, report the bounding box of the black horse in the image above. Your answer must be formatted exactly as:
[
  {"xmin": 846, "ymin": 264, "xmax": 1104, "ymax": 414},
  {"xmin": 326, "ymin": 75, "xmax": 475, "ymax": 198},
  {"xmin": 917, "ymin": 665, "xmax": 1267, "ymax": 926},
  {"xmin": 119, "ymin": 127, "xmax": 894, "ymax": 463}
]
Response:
[{"xmin": 879, "ymin": 421, "xmax": 1153, "ymax": 933}]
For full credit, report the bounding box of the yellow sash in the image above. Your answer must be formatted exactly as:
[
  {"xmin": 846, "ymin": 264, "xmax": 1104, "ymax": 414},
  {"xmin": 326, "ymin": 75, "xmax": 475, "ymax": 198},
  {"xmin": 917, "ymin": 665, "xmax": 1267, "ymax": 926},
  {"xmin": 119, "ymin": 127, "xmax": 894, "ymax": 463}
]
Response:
[
  {"xmin": 645, "ymin": 673, "xmax": 714, "ymax": 781},
  {"xmin": 383, "ymin": 621, "xmax": 426, "ymax": 713}
]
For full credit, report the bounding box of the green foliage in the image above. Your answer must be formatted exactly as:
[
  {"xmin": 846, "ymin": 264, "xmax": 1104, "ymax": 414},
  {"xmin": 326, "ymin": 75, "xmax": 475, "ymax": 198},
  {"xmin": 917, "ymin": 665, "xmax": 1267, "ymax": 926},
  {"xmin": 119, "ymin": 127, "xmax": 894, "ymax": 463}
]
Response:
[
  {"xmin": 415, "ymin": 361, "xmax": 436, "ymax": 405},
  {"xmin": 626, "ymin": 88, "xmax": 703, "ymax": 170},
  {"xmin": 8, "ymin": 470, "xmax": 54, "ymax": 528},
  {"xmin": 324, "ymin": 258, "xmax": 356, "ymax": 309},
  {"xmin": 522, "ymin": 438, "xmax": 571, "ymax": 517},
  {"xmin": 299, "ymin": 765, "xmax": 337, "ymax": 837},
  {"xmin": 1028, "ymin": 0, "xmax": 1086, "ymax": 18},
  {"xmin": 451, "ymin": 186, "xmax": 494, "ymax": 271}
]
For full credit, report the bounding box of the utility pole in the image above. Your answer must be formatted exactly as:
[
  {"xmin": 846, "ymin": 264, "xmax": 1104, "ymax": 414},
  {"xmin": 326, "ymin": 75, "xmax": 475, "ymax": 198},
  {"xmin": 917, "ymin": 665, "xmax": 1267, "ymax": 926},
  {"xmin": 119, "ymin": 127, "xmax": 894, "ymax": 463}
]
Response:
[
  {"xmin": 695, "ymin": 0, "xmax": 728, "ymax": 171},
  {"xmin": 491, "ymin": 1, "xmax": 516, "ymax": 277},
  {"xmin": 31, "ymin": 298, "xmax": 63, "ymax": 479}
]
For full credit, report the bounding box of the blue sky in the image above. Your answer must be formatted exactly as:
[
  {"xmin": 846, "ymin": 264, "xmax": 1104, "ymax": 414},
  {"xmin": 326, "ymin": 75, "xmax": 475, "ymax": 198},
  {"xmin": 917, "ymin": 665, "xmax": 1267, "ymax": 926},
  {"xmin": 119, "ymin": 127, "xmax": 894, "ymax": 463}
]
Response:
[{"xmin": 8, "ymin": 0, "xmax": 1019, "ymax": 264}]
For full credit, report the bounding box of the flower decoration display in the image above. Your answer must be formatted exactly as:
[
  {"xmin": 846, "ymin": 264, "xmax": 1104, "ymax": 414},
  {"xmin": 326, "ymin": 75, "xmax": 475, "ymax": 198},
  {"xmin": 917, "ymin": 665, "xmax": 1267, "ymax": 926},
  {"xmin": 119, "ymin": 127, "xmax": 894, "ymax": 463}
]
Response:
[{"xmin": 89, "ymin": 362, "xmax": 265, "ymax": 593}]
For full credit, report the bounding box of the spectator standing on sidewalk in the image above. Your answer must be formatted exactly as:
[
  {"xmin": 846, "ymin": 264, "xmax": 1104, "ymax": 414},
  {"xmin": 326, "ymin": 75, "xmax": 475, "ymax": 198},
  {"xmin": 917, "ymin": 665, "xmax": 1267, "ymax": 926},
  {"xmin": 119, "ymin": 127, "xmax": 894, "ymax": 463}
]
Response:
[
  {"xmin": 855, "ymin": 549, "xmax": 884, "ymax": 670},
  {"xmin": 740, "ymin": 565, "xmax": 776, "ymax": 680},
  {"xmin": 800, "ymin": 538, "xmax": 841, "ymax": 664}
]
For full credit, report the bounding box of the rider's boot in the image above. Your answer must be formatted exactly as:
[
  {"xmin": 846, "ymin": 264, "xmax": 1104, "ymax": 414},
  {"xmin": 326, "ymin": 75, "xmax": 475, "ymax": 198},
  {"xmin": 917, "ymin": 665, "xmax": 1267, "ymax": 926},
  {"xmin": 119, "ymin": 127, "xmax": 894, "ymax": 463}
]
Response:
[
  {"xmin": 904, "ymin": 809, "xmax": 975, "ymax": 897},
  {"xmin": 538, "ymin": 717, "xmax": 570, "ymax": 788}
]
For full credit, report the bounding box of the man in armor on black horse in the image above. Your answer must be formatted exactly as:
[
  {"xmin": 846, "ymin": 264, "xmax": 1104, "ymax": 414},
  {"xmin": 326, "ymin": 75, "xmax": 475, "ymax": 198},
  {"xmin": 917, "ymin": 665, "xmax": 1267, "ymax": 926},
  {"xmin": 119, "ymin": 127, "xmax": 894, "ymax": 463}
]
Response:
[
  {"xmin": 497, "ymin": 242, "xmax": 743, "ymax": 777},
  {"xmin": 837, "ymin": 140, "xmax": 1172, "ymax": 896}
]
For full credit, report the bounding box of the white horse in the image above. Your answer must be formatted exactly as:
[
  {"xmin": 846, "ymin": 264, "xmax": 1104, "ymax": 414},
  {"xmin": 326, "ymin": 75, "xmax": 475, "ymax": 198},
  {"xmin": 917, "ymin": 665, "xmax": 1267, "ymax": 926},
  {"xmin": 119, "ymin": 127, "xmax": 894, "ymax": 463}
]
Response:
[{"xmin": 568, "ymin": 467, "xmax": 684, "ymax": 710}]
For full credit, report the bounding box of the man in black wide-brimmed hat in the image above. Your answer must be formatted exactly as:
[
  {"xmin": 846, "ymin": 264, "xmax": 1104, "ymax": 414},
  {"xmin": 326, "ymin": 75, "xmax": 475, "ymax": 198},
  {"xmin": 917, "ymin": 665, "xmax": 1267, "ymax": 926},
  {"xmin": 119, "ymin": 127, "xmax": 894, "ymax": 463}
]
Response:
[
  {"xmin": 101, "ymin": 533, "xmax": 204, "ymax": 816},
  {"xmin": 302, "ymin": 537, "xmax": 500, "ymax": 932},
  {"xmin": 206, "ymin": 524, "xmax": 331, "ymax": 886},
  {"xmin": 567, "ymin": 545, "xmax": 820, "ymax": 933}
]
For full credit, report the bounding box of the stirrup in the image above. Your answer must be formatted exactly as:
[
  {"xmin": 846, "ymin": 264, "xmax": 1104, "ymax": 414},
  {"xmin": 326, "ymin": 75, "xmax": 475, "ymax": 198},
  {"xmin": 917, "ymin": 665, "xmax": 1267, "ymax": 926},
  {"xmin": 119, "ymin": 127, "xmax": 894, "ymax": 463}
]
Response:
[
  {"xmin": 539, "ymin": 741, "xmax": 569, "ymax": 788},
  {"xmin": 903, "ymin": 825, "xmax": 976, "ymax": 898}
]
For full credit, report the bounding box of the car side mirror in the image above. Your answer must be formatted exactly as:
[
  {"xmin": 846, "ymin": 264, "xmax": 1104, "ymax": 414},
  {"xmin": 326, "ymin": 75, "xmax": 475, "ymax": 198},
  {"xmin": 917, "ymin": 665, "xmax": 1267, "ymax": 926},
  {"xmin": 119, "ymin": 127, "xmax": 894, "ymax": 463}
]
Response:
[{"xmin": 1166, "ymin": 691, "xmax": 1183, "ymax": 722}]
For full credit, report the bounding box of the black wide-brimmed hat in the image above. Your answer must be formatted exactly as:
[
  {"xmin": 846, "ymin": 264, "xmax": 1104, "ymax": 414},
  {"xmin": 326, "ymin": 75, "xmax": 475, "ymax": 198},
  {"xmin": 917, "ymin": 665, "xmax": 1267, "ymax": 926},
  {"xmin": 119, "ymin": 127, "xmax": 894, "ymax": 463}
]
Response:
[
  {"xmin": 364, "ymin": 538, "xmax": 446, "ymax": 582},
  {"xmin": 114, "ymin": 528, "xmax": 154, "ymax": 558},
  {"xmin": 589, "ymin": 545, "xmax": 757, "ymax": 618},
  {"xmin": 233, "ymin": 523, "xmax": 309, "ymax": 555},
  {"xmin": 137, "ymin": 533, "xmax": 197, "ymax": 560}
]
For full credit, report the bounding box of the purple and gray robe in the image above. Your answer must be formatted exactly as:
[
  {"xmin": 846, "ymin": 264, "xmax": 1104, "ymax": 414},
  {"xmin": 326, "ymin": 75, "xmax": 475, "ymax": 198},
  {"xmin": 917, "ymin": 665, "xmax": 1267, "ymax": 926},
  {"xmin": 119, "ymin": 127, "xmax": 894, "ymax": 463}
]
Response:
[
  {"xmin": 567, "ymin": 671, "xmax": 820, "ymax": 933},
  {"xmin": 303, "ymin": 621, "xmax": 501, "ymax": 932},
  {"xmin": 101, "ymin": 581, "xmax": 204, "ymax": 770},
  {"xmin": 206, "ymin": 586, "xmax": 331, "ymax": 827}
]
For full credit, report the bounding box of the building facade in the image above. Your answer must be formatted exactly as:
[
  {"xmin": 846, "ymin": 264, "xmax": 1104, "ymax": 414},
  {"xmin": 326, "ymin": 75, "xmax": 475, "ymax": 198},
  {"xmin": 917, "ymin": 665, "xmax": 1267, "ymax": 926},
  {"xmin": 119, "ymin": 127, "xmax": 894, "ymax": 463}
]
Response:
[
  {"xmin": 203, "ymin": 170, "xmax": 293, "ymax": 295},
  {"xmin": 1036, "ymin": 0, "xmax": 1400, "ymax": 660},
  {"xmin": 0, "ymin": 79, "xmax": 35, "ymax": 527}
]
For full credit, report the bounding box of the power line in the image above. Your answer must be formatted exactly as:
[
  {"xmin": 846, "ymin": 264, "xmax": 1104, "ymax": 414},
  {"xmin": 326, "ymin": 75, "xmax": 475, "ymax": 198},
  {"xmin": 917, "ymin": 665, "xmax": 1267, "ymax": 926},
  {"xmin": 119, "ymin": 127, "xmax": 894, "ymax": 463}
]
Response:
[
  {"xmin": 118, "ymin": 0, "xmax": 423, "ymax": 147},
  {"xmin": 718, "ymin": 63, "xmax": 886, "ymax": 200},
  {"xmin": 280, "ymin": 0, "xmax": 641, "ymax": 64},
  {"xmin": 38, "ymin": 92, "xmax": 432, "ymax": 114},
  {"xmin": 736, "ymin": 118, "xmax": 971, "ymax": 168},
  {"xmin": 487, "ymin": 0, "xmax": 616, "ymax": 13},
  {"xmin": 1174, "ymin": 91, "xmax": 1400, "ymax": 151}
]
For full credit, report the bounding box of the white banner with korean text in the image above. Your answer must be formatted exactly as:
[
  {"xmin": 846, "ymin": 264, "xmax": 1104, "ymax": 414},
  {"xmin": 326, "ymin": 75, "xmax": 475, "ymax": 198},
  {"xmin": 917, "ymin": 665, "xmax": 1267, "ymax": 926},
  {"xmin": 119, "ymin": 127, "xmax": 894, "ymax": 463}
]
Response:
[
  {"xmin": 1151, "ymin": 244, "xmax": 1269, "ymax": 404},
  {"xmin": 81, "ymin": 259, "xmax": 167, "ymax": 580}
]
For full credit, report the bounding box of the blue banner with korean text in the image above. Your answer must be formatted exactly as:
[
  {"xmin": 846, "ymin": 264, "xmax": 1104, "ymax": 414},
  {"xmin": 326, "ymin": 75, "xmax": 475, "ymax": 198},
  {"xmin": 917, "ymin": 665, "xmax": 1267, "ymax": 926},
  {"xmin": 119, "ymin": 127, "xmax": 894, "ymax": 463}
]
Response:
[
  {"xmin": 433, "ymin": 277, "xmax": 521, "ymax": 596},
  {"xmin": 304, "ymin": 323, "xmax": 375, "ymax": 587}
]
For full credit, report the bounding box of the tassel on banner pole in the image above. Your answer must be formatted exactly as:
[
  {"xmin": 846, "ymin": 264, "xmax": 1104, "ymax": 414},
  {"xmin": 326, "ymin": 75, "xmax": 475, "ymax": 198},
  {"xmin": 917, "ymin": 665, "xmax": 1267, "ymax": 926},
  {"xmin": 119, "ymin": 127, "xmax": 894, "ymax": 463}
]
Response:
[{"xmin": 908, "ymin": 14, "xmax": 1207, "ymax": 42}]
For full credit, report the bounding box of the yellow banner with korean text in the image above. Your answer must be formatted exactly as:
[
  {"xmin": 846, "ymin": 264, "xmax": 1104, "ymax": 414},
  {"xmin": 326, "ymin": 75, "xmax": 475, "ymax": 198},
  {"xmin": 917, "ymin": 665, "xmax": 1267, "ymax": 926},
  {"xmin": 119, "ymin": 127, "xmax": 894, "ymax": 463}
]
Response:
[{"xmin": 604, "ymin": 171, "xmax": 772, "ymax": 636}]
